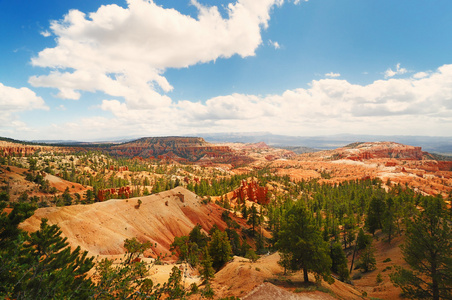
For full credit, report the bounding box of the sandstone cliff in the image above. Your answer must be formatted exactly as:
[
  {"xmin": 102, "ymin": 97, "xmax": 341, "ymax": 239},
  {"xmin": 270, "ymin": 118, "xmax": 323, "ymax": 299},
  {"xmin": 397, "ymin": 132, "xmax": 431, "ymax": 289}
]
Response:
[{"xmin": 106, "ymin": 136, "xmax": 254, "ymax": 166}]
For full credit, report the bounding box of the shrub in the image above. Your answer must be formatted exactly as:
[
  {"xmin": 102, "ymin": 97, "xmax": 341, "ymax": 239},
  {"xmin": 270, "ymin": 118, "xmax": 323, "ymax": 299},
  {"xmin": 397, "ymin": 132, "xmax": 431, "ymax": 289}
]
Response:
[{"xmin": 376, "ymin": 273, "xmax": 383, "ymax": 284}]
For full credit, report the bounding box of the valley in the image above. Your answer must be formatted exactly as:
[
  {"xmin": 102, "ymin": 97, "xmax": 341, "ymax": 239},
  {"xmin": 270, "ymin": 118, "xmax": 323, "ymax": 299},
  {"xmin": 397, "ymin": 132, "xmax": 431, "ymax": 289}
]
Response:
[{"xmin": 1, "ymin": 136, "xmax": 451, "ymax": 299}]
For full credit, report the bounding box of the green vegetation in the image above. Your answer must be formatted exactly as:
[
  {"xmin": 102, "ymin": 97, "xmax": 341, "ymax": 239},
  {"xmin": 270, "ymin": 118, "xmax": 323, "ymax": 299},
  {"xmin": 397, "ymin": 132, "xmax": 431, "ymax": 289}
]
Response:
[
  {"xmin": 275, "ymin": 201, "xmax": 333, "ymax": 283},
  {"xmin": 0, "ymin": 202, "xmax": 210, "ymax": 299},
  {"xmin": 390, "ymin": 196, "xmax": 452, "ymax": 300},
  {"xmin": 0, "ymin": 203, "xmax": 94, "ymax": 299}
]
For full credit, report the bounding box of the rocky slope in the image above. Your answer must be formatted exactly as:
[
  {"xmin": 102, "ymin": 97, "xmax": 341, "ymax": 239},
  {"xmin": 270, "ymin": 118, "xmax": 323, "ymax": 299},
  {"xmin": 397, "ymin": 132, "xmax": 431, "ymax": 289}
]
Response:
[
  {"xmin": 20, "ymin": 187, "xmax": 243, "ymax": 258},
  {"xmin": 337, "ymin": 142, "xmax": 424, "ymax": 160}
]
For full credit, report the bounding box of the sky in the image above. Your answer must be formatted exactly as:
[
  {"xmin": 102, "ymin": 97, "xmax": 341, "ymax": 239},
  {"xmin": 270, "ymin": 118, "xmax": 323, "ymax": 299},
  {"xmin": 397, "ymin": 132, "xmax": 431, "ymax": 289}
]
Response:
[{"xmin": 1, "ymin": 0, "xmax": 452, "ymax": 141}]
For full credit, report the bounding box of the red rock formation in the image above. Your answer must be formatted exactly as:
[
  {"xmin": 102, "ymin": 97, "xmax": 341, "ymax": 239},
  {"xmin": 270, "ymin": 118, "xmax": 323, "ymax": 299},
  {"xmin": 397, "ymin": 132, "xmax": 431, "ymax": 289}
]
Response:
[
  {"xmin": 339, "ymin": 142, "xmax": 425, "ymax": 161},
  {"xmin": 97, "ymin": 186, "xmax": 132, "ymax": 201},
  {"xmin": 109, "ymin": 166, "xmax": 129, "ymax": 172},
  {"xmin": 232, "ymin": 180, "xmax": 269, "ymax": 205},
  {"xmin": 106, "ymin": 137, "xmax": 254, "ymax": 166}
]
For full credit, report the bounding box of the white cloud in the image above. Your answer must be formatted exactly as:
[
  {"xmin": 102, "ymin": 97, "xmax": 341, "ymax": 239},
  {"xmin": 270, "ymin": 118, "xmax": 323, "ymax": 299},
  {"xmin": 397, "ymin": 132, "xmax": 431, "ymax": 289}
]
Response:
[
  {"xmin": 384, "ymin": 63, "xmax": 408, "ymax": 78},
  {"xmin": 325, "ymin": 72, "xmax": 340, "ymax": 78},
  {"xmin": 0, "ymin": 83, "xmax": 48, "ymax": 112},
  {"xmin": 40, "ymin": 30, "xmax": 51, "ymax": 37},
  {"xmin": 412, "ymin": 71, "xmax": 429, "ymax": 79},
  {"xmin": 268, "ymin": 39, "xmax": 280, "ymax": 49},
  {"xmin": 30, "ymin": 0, "xmax": 281, "ymax": 110},
  {"xmin": 0, "ymin": 82, "xmax": 48, "ymax": 134},
  {"xmin": 89, "ymin": 64, "xmax": 452, "ymax": 138}
]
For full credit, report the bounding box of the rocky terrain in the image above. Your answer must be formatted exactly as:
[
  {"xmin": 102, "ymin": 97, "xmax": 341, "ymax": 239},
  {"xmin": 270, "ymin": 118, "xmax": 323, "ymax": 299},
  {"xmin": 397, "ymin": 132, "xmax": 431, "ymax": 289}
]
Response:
[
  {"xmin": 105, "ymin": 136, "xmax": 255, "ymax": 166},
  {"xmin": 2, "ymin": 137, "xmax": 451, "ymax": 299},
  {"xmin": 20, "ymin": 187, "xmax": 238, "ymax": 258},
  {"xmin": 265, "ymin": 141, "xmax": 452, "ymax": 198}
]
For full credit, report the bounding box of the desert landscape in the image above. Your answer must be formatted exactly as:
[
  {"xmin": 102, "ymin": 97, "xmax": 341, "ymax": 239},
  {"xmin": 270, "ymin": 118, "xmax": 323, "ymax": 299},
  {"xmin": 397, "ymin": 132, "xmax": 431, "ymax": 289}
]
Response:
[{"xmin": 1, "ymin": 136, "xmax": 451, "ymax": 299}]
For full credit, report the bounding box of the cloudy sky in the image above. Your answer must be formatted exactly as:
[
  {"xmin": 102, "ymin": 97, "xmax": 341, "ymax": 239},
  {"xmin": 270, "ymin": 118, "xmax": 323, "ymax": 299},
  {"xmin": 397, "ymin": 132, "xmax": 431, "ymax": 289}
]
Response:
[{"xmin": 1, "ymin": 0, "xmax": 452, "ymax": 141}]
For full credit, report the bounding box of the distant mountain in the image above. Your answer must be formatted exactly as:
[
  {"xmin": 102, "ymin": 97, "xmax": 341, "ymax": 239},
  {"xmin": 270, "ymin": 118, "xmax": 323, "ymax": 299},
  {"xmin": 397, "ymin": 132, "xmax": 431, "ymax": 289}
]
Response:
[
  {"xmin": 3, "ymin": 132, "xmax": 452, "ymax": 156},
  {"xmin": 277, "ymin": 146, "xmax": 319, "ymax": 154},
  {"xmin": 105, "ymin": 136, "xmax": 254, "ymax": 165},
  {"xmin": 195, "ymin": 132, "xmax": 452, "ymax": 155}
]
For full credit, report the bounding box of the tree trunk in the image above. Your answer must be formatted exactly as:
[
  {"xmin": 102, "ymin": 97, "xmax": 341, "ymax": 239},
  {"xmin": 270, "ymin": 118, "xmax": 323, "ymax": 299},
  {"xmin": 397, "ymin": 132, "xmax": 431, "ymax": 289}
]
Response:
[
  {"xmin": 350, "ymin": 241, "xmax": 357, "ymax": 274},
  {"xmin": 303, "ymin": 268, "xmax": 309, "ymax": 282},
  {"xmin": 432, "ymin": 258, "xmax": 439, "ymax": 300}
]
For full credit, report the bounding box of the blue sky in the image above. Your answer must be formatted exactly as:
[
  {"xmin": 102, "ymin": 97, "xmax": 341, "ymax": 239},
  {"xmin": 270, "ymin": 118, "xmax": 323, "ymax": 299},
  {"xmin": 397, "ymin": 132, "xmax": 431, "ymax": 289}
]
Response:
[{"xmin": 1, "ymin": 0, "xmax": 452, "ymax": 141}]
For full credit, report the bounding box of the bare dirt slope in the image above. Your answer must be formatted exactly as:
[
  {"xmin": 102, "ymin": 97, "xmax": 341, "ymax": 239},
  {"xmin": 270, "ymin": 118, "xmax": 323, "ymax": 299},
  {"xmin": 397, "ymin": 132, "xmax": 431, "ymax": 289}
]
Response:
[
  {"xmin": 212, "ymin": 253, "xmax": 362, "ymax": 300},
  {"xmin": 0, "ymin": 165, "xmax": 87, "ymax": 202},
  {"xmin": 20, "ymin": 186, "xmax": 231, "ymax": 258}
]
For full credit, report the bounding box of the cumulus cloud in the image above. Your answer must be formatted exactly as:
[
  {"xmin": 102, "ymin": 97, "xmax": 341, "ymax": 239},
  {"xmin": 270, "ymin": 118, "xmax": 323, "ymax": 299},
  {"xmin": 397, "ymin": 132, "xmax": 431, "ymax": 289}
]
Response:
[
  {"xmin": 0, "ymin": 83, "xmax": 48, "ymax": 112},
  {"xmin": 92, "ymin": 64, "xmax": 452, "ymax": 137},
  {"xmin": 0, "ymin": 82, "xmax": 48, "ymax": 134},
  {"xmin": 29, "ymin": 0, "xmax": 281, "ymax": 109},
  {"xmin": 325, "ymin": 72, "xmax": 340, "ymax": 78},
  {"xmin": 384, "ymin": 63, "xmax": 408, "ymax": 78}
]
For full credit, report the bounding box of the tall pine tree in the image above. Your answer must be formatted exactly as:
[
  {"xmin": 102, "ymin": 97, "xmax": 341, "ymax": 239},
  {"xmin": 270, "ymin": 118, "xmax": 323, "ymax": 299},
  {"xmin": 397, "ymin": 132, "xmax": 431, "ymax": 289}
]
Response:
[
  {"xmin": 5, "ymin": 218, "xmax": 94, "ymax": 299},
  {"xmin": 276, "ymin": 201, "xmax": 333, "ymax": 283},
  {"xmin": 390, "ymin": 196, "xmax": 452, "ymax": 300}
]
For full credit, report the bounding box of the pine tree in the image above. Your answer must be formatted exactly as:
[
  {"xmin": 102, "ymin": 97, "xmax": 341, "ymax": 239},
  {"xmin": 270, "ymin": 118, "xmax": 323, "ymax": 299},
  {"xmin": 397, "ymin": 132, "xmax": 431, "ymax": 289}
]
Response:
[
  {"xmin": 365, "ymin": 195, "xmax": 385, "ymax": 235},
  {"xmin": 382, "ymin": 196, "xmax": 397, "ymax": 243},
  {"xmin": 330, "ymin": 242, "xmax": 350, "ymax": 281},
  {"xmin": 62, "ymin": 187, "xmax": 72, "ymax": 206},
  {"xmin": 94, "ymin": 238, "xmax": 157, "ymax": 299},
  {"xmin": 208, "ymin": 230, "xmax": 232, "ymax": 270},
  {"xmin": 124, "ymin": 237, "xmax": 151, "ymax": 264},
  {"xmin": 188, "ymin": 224, "xmax": 208, "ymax": 250},
  {"xmin": 162, "ymin": 266, "xmax": 186, "ymax": 299},
  {"xmin": 276, "ymin": 201, "xmax": 333, "ymax": 283},
  {"xmin": 358, "ymin": 244, "xmax": 376, "ymax": 272},
  {"xmin": 390, "ymin": 196, "xmax": 452, "ymax": 300},
  {"xmin": 247, "ymin": 204, "xmax": 260, "ymax": 236},
  {"xmin": 9, "ymin": 219, "xmax": 94, "ymax": 299},
  {"xmin": 199, "ymin": 248, "xmax": 215, "ymax": 284},
  {"xmin": 0, "ymin": 202, "xmax": 36, "ymax": 295}
]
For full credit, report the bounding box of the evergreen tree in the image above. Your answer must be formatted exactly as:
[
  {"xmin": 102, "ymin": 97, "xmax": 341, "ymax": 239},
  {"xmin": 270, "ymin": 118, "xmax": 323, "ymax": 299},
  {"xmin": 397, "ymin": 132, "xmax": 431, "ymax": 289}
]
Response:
[
  {"xmin": 199, "ymin": 247, "xmax": 215, "ymax": 284},
  {"xmin": 94, "ymin": 238, "xmax": 157, "ymax": 299},
  {"xmin": 382, "ymin": 196, "xmax": 397, "ymax": 243},
  {"xmin": 276, "ymin": 202, "xmax": 333, "ymax": 283},
  {"xmin": 330, "ymin": 242, "xmax": 350, "ymax": 281},
  {"xmin": 162, "ymin": 266, "xmax": 186, "ymax": 299},
  {"xmin": 358, "ymin": 244, "xmax": 376, "ymax": 272},
  {"xmin": 0, "ymin": 202, "xmax": 36, "ymax": 295},
  {"xmin": 124, "ymin": 237, "xmax": 151, "ymax": 264},
  {"xmin": 390, "ymin": 196, "xmax": 452, "ymax": 300},
  {"xmin": 62, "ymin": 187, "xmax": 72, "ymax": 206},
  {"xmin": 7, "ymin": 219, "xmax": 94, "ymax": 299},
  {"xmin": 356, "ymin": 228, "xmax": 372, "ymax": 250},
  {"xmin": 365, "ymin": 195, "xmax": 385, "ymax": 235},
  {"xmin": 247, "ymin": 204, "xmax": 260, "ymax": 236},
  {"xmin": 188, "ymin": 224, "xmax": 208, "ymax": 250},
  {"xmin": 208, "ymin": 230, "xmax": 232, "ymax": 270}
]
